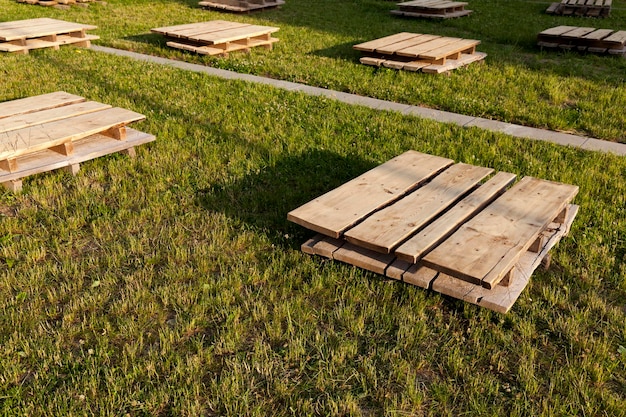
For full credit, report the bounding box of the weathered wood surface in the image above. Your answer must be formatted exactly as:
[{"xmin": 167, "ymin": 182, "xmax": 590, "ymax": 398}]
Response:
[
  {"xmin": 198, "ymin": 0, "xmax": 284, "ymax": 12},
  {"xmin": 152, "ymin": 20, "xmax": 279, "ymax": 56},
  {"xmin": 290, "ymin": 152, "xmax": 579, "ymax": 313},
  {"xmin": 287, "ymin": 151, "xmax": 453, "ymax": 238},
  {"xmin": 422, "ymin": 177, "xmax": 578, "ymax": 289},
  {"xmin": 392, "ymin": 0, "xmax": 472, "ymax": 19},
  {"xmin": 354, "ymin": 32, "xmax": 484, "ymax": 73},
  {"xmin": 538, "ymin": 26, "xmax": 626, "ymax": 55}
]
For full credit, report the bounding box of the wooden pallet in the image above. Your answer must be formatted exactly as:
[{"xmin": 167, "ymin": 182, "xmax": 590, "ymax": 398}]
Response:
[
  {"xmin": 546, "ymin": 0, "xmax": 611, "ymax": 17},
  {"xmin": 198, "ymin": 0, "xmax": 284, "ymax": 13},
  {"xmin": 0, "ymin": 18, "xmax": 98, "ymax": 54},
  {"xmin": 288, "ymin": 151, "xmax": 579, "ymax": 314},
  {"xmin": 538, "ymin": 26, "xmax": 626, "ymax": 55},
  {"xmin": 354, "ymin": 32, "xmax": 485, "ymax": 73},
  {"xmin": 151, "ymin": 20, "xmax": 279, "ymax": 57},
  {"xmin": 391, "ymin": 0, "xmax": 472, "ymax": 19},
  {"xmin": 15, "ymin": 0, "xmax": 99, "ymax": 9},
  {"xmin": 0, "ymin": 92, "xmax": 155, "ymax": 192}
]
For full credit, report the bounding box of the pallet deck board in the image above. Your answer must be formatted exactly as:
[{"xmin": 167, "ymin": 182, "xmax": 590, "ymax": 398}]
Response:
[
  {"xmin": 343, "ymin": 163, "xmax": 493, "ymax": 254},
  {"xmin": 0, "ymin": 18, "xmax": 98, "ymax": 54},
  {"xmin": 0, "ymin": 92, "xmax": 154, "ymax": 190},
  {"xmin": 289, "ymin": 151, "xmax": 579, "ymax": 313},
  {"xmin": 354, "ymin": 32, "xmax": 484, "ymax": 73},
  {"xmin": 392, "ymin": 0, "xmax": 472, "ymax": 19},
  {"xmin": 287, "ymin": 151, "xmax": 454, "ymax": 239},
  {"xmin": 198, "ymin": 0, "xmax": 284, "ymax": 13},
  {"xmin": 546, "ymin": 0, "xmax": 611, "ymax": 16},
  {"xmin": 422, "ymin": 176, "xmax": 579, "ymax": 289},
  {"xmin": 152, "ymin": 20, "xmax": 279, "ymax": 56},
  {"xmin": 538, "ymin": 26, "xmax": 626, "ymax": 55}
]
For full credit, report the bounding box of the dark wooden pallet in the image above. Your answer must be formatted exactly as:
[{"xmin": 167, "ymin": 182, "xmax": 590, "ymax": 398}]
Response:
[
  {"xmin": 151, "ymin": 20, "xmax": 279, "ymax": 57},
  {"xmin": 0, "ymin": 18, "xmax": 98, "ymax": 54},
  {"xmin": 538, "ymin": 26, "xmax": 626, "ymax": 55},
  {"xmin": 354, "ymin": 32, "xmax": 485, "ymax": 73},
  {"xmin": 546, "ymin": 0, "xmax": 611, "ymax": 17},
  {"xmin": 0, "ymin": 92, "xmax": 155, "ymax": 192},
  {"xmin": 288, "ymin": 151, "xmax": 579, "ymax": 313},
  {"xmin": 15, "ymin": 0, "xmax": 100, "ymax": 9},
  {"xmin": 391, "ymin": 0, "xmax": 472, "ymax": 19},
  {"xmin": 198, "ymin": 0, "xmax": 284, "ymax": 13}
]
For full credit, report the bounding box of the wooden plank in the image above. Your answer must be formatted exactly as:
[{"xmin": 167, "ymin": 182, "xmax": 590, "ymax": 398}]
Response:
[
  {"xmin": 344, "ymin": 163, "xmax": 493, "ymax": 254},
  {"xmin": 603, "ymin": 31, "xmax": 626, "ymax": 44},
  {"xmin": 396, "ymin": 37, "xmax": 462, "ymax": 58},
  {"xmin": 417, "ymin": 39, "xmax": 479, "ymax": 61},
  {"xmin": 400, "ymin": 264, "xmax": 438, "ymax": 288},
  {"xmin": 353, "ymin": 33, "xmax": 423, "ymax": 52},
  {"xmin": 422, "ymin": 177, "xmax": 578, "ymax": 289},
  {"xmin": 333, "ymin": 242, "xmax": 396, "ymax": 275},
  {"xmin": 0, "ymin": 128, "xmax": 155, "ymax": 183},
  {"xmin": 538, "ymin": 26, "xmax": 579, "ymax": 37},
  {"xmin": 287, "ymin": 151, "xmax": 454, "ymax": 239},
  {"xmin": 0, "ymin": 108, "xmax": 145, "ymax": 161},
  {"xmin": 421, "ymin": 51, "xmax": 486, "ymax": 74},
  {"xmin": 377, "ymin": 34, "xmax": 440, "ymax": 55},
  {"xmin": 0, "ymin": 92, "xmax": 85, "ymax": 119},
  {"xmin": 432, "ymin": 205, "xmax": 579, "ymax": 313},
  {"xmin": 0, "ymin": 101, "xmax": 111, "ymax": 133},
  {"xmin": 561, "ymin": 27, "xmax": 596, "ymax": 38},
  {"xmin": 192, "ymin": 24, "xmax": 279, "ymax": 44},
  {"xmin": 151, "ymin": 21, "xmax": 245, "ymax": 37},
  {"xmin": 395, "ymin": 171, "xmax": 517, "ymax": 263},
  {"xmin": 582, "ymin": 29, "xmax": 615, "ymax": 40},
  {"xmin": 391, "ymin": 9, "xmax": 472, "ymax": 19}
]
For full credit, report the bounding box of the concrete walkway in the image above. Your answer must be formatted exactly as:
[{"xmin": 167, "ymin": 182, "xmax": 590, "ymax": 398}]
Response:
[{"xmin": 93, "ymin": 46, "xmax": 626, "ymax": 156}]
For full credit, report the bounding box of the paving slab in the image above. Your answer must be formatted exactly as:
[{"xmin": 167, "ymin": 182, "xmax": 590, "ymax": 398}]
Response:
[{"xmin": 91, "ymin": 46, "xmax": 626, "ymax": 155}]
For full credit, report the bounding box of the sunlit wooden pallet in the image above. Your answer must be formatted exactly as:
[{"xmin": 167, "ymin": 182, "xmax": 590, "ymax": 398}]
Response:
[
  {"xmin": 391, "ymin": 0, "xmax": 472, "ymax": 19},
  {"xmin": 15, "ymin": 0, "xmax": 99, "ymax": 9},
  {"xmin": 546, "ymin": 0, "xmax": 611, "ymax": 17},
  {"xmin": 0, "ymin": 92, "xmax": 155, "ymax": 192},
  {"xmin": 198, "ymin": 0, "xmax": 284, "ymax": 13},
  {"xmin": 538, "ymin": 26, "xmax": 626, "ymax": 55},
  {"xmin": 151, "ymin": 20, "xmax": 279, "ymax": 57},
  {"xmin": 0, "ymin": 18, "xmax": 98, "ymax": 54},
  {"xmin": 354, "ymin": 32, "xmax": 485, "ymax": 73},
  {"xmin": 288, "ymin": 151, "xmax": 579, "ymax": 314}
]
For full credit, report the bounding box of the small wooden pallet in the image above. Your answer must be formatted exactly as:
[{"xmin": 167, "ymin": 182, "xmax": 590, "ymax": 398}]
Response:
[
  {"xmin": 198, "ymin": 0, "xmax": 284, "ymax": 13},
  {"xmin": 538, "ymin": 26, "xmax": 626, "ymax": 55},
  {"xmin": 0, "ymin": 18, "xmax": 98, "ymax": 54},
  {"xmin": 16, "ymin": 0, "xmax": 99, "ymax": 8},
  {"xmin": 354, "ymin": 32, "xmax": 485, "ymax": 73},
  {"xmin": 546, "ymin": 0, "xmax": 611, "ymax": 17},
  {"xmin": 151, "ymin": 20, "xmax": 279, "ymax": 57},
  {"xmin": 391, "ymin": 0, "xmax": 472, "ymax": 19},
  {"xmin": 0, "ymin": 92, "xmax": 155, "ymax": 192},
  {"xmin": 288, "ymin": 151, "xmax": 579, "ymax": 313}
]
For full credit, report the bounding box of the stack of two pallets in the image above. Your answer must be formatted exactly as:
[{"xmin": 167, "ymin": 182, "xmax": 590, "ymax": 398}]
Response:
[
  {"xmin": 391, "ymin": 0, "xmax": 472, "ymax": 19},
  {"xmin": 288, "ymin": 151, "xmax": 579, "ymax": 313},
  {"xmin": 546, "ymin": 0, "xmax": 612, "ymax": 17},
  {"xmin": 538, "ymin": 26, "xmax": 626, "ymax": 56},
  {"xmin": 0, "ymin": 92, "xmax": 155, "ymax": 192}
]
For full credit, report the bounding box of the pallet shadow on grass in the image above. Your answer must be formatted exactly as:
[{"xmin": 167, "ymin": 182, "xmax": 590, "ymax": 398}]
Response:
[
  {"xmin": 196, "ymin": 150, "xmax": 376, "ymax": 248},
  {"xmin": 124, "ymin": 33, "xmax": 168, "ymax": 48},
  {"xmin": 310, "ymin": 41, "xmax": 362, "ymax": 62}
]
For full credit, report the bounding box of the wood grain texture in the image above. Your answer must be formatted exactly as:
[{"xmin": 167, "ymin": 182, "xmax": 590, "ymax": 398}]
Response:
[
  {"xmin": 287, "ymin": 151, "xmax": 454, "ymax": 238},
  {"xmin": 422, "ymin": 177, "xmax": 578, "ymax": 288},
  {"xmin": 344, "ymin": 163, "xmax": 493, "ymax": 254},
  {"xmin": 0, "ymin": 92, "xmax": 85, "ymax": 120}
]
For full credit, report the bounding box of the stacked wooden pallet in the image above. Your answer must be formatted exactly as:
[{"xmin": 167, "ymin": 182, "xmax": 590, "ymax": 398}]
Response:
[
  {"xmin": 288, "ymin": 151, "xmax": 579, "ymax": 314},
  {"xmin": 391, "ymin": 0, "xmax": 472, "ymax": 19},
  {"xmin": 354, "ymin": 32, "xmax": 485, "ymax": 73},
  {"xmin": 151, "ymin": 20, "xmax": 279, "ymax": 57},
  {"xmin": 0, "ymin": 18, "xmax": 98, "ymax": 55},
  {"xmin": 546, "ymin": 0, "xmax": 612, "ymax": 17},
  {"xmin": 538, "ymin": 26, "xmax": 626, "ymax": 55},
  {"xmin": 0, "ymin": 92, "xmax": 155, "ymax": 192},
  {"xmin": 198, "ymin": 0, "xmax": 284, "ymax": 13}
]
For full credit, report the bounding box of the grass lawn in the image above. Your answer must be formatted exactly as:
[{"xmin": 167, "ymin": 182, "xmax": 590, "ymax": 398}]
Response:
[
  {"xmin": 2, "ymin": 0, "xmax": 626, "ymax": 142},
  {"xmin": 1, "ymin": 0, "xmax": 626, "ymax": 416}
]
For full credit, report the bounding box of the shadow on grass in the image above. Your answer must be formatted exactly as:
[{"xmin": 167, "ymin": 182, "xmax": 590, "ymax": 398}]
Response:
[
  {"xmin": 310, "ymin": 41, "xmax": 362, "ymax": 62},
  {"xmin": 196, "ymin": 150, "xmax": 376, "ymax": 248},
  {"xmin": 124, "ymin": 33, "xmax": 167, "ymax": 47}
]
